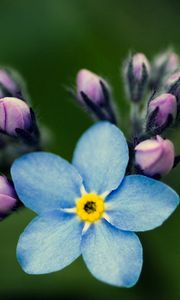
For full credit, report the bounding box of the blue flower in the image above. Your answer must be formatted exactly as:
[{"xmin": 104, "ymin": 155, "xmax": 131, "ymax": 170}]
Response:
[{"xmin": 11, "ymin": 122, "xmax": 179, "ymax": 287}]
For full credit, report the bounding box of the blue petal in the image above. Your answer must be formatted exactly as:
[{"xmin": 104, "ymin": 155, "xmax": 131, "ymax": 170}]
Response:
[
  {"xmin": 11, "ymin": 152, "xmax": 83, "ymax": 214},
  {"xmin": 72, "ymin": 122, "xmax": 129, "ymax": 194},
  {"xmin": 81, "ymin": 220, "xmax": 142, "ymax": 287},
  {"xmin": 17, "ymin": 211, "xmax": 83, "ymax": 274},
  {"xmin": 106, "ymin": 175, "xmax": 179, "ymax": 232}
]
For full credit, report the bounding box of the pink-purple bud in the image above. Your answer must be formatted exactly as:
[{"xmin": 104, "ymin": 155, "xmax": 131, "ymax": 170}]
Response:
[
  {"xmin": 0, "ymin": 69, "xmax": 25, "ymax": 99},
  {"xmin": 154, "ymin": 51, "xmax": 179, "ymax": 74},
  {"xmin": 76, "ymin": 69, "xmax": 106, "ymax": 105},
  {"xmin": 0, "ymin": 70, "xmax": 17, "ymax": 93},
  {"xmin": 165, "ymin": 72, "xmax": 180, "ymax": 98},
  {"xmin": 166, "ymin": 52, "xmax": 179, "ymax": 74},
  {"xmin": 135, "ymin": 136, "xmax": 175, "ymax": 176},
  {"xmin": 0, "ymin": 97, "xmax": 32, "ymax": 136},
  {"xmin": 132, "ymin": 53, "xmax": 150, "ymax": 81},
  {"xmin": 124, "ymin": 53, "xmax": 150, "ymax": 102},
  {"xmin": 165, "ymin": 71, "xmax": 180, "ymax": 86},
  {"xmin": 150, "ymin": 51, "xmax": 179, "ymax": 90},
  {"xmin": 0, "ymin": 176, "xmax": 18, "ymax": 219},
  {"xmin": 148, "ymin": 93, "xmax": 177, "ymax": 127}
]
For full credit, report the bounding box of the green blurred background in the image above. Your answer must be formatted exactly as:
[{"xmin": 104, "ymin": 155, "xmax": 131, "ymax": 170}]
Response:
[{"xmin": 0, "ymin": 0, "xmax": 179, "ymax": 299}]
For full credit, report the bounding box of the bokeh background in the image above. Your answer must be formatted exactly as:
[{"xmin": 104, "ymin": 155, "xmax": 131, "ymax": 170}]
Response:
[{"xmin": 0, "ymin": 0, "xmax": 179, "ymax": 299}]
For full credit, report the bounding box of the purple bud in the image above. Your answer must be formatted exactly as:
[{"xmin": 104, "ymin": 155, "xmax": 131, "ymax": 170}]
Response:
[
  {"xmin": 150, "ymin": 51, "xmax": 179, "ymax": 89},
  {"xmin": 165, "ymin": 71, "xmax": 180, "ymax": 86},
  {"xmin": 166, "ymin": 52, "xmax": 179, "ymax": 74},
  {"xmin": 135, "ymin": 135, "xmax": 175, "ymax": 176},
  {"xmin": 76, "ymin": 69, "xmax": 107, "ymax": 105},
  {"xmin": 155, "ymin": 51, "xmax": 179, "ymax": 74},
  {"xmin": 0, "ymin": 70, "xmax": 17, "ymax": 93},
  {"xmin": 148, "ymin": 93, "xmax": 177, "ymax": 127},
  {"xmin": 165, "ymin": 72, "xmax": 180, "ymax": 99},
  {"xmin": 0, "ymin": 97, "xmax": 32, "ymax": 136},
  {"xmin": 132, "ymin": 53, "xmax": 150, "ymax": 81},
  {"xmin": 76, "ymin": 69, "xmax": 117, "ymax": 124},
  {"xmin": 0, "ymin": 69, "xmax": 25, "ymax": 99},
  {"xmin": 0, "ymin": 176, "xmax": 19, "ymax": 219},
  {"xmin": 124, "ymin": 53, "xmax": 150, "ymax": 102}
]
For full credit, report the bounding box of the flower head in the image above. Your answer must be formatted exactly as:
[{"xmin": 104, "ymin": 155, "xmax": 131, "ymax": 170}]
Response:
[
  {"xmin": 135, "ymin": 136, "xmax": 175, "ymax": 177},
  {"xmin": 0, "ymin": 97, "xmax": 32, "ymax": 136},
  {"xmin": 11, "ymin": 122, "xmax": 179, "ymax": 287}
]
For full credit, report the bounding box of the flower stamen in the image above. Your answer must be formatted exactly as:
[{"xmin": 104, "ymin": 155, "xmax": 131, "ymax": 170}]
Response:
[{"xmin": 76, "ymin": 193, "xmax": 105, "ymax": 222}]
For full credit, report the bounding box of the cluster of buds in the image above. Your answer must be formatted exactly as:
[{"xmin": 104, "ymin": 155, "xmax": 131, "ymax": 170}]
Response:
[
  {"xmin": 72, "ymin": 49, "xmax": 180, "ymax": 179},
  {"xmin": 0, "ymin": 69, "xmax": 41, "ymax": 147},
  {"xmin": 0, "ymin": 69, "xmax": 42, "ymax": 220},
  {"xmin": 0, "ymin": 48, "xmax": 179, "ymax": 221}
]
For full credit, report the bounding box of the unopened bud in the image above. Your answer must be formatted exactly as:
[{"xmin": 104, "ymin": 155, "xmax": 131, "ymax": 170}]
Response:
[
  {"xmin": 76, "ymin": 69, "xmax": 106, "ymax": 105},
  {"xmin": 76, "ymin": 69, "xmax": 117, "ymax": 124},
  {"xmin": 0, "ymin": 176, "xmax": 19, "ymax": 219},
  {"xmin": 0, "ymin": 97, "xmax": 32, "ymax": 136},
  {"xmin": 165, "ymin": 52, "xmax": 179, "ymax": 74},
  {"xmin": 0, "ymin": 69, "xmax": 25, "ymax": 99},
  {"xmin": 124, "ymin": 53, "xmax": 150, "ymax": 102},
  {"xmin": 150, "ymin": 51, "xmax": 179, "ymax": 89},
  {"xmin": 132, "ymin": 53, "xmax": 150, "ymax": 81},
  {"xmin": 135, "ymin": 135, "xmax": 175, "ymax": 176},
  {"xmin": 164, "ymin": 72, "xmax": 180, "ymax": 99},
  {"xmin": 148, "ymin": 93, "xmax": 177, "ymax": 128}
]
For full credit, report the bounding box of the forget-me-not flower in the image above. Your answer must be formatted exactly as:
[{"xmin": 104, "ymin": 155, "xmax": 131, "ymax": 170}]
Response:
[{"xmin": 11, "ymin": 122, "xmax": 179, "ymax": 287}]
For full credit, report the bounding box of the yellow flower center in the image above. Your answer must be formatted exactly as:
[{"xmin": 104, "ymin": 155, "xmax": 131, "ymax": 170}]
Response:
[{"xmin": 76, "ymin": 193, "xmax": 105, "ymax": 222}]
